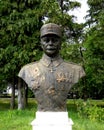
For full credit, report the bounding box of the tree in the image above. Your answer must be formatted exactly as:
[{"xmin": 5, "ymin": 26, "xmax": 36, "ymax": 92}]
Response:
[
  {"xmin": 0, "ymin": 0, "xmax": 43, "ymax": 109},
  {"xmin": 81, "ymin": 0, "xmax": 104, "ymax": 99},
  {"xmin": 0, "ymin": 0, "xmax": 86, "ymax": 108},
  {"xmin": 41, "ymin": 0, "xmax": 84, "ymax": 43},
  {"xmin": 86, "ymin": 0, "xmax": 104, "ymax": 27}
]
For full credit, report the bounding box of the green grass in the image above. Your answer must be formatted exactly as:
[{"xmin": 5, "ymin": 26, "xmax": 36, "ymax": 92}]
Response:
[
  {"xmin": 68, "ymin": 109, "xmax": 104, "ymax": 130},
  {"xmin": 67, "ymin": 99, "xmax": 104, "ymax": 130},
  {"xmin": 0, "ymin": 98, "xmax": 104, "ymax": 130},
  {"xmin": 0, "ymin": 98, "xmax": 36, "ymax": 130},
  {"xmin": 0, "ymin": 110, "xmax": 34, "ymax": 130}
]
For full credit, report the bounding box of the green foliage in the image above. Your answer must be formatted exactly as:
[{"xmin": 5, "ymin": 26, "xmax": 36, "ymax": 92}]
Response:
[
  {"xmin": 76, "ymin": 99, "xmax": 104, "ymax": 122},
  {"xmin": 83, "ymin": 27, "xmax": 104, "ymax": 99},
  {"xmin": 61, "ymin": 42, "xmax": 84, "ymax": 64},
  {"xmin": 86, "ymin": 0, "xmax": 104, "ymax": 26},
  {"xmin": 79, "ymin": 0, "xmax": 104, "ymax": 99},
  {"xmin": 0, "ymin": 0, "xmax": 84, "ymax": 93},
  {"xmin": 27, "ymin": 89, "xmax": 34, "ymax": 98},
  {"xmin": 41, "ymin": 0, "xmax": 84, "ymax": 43},
  {"xmin": 0, "ymin": 0, "xmax": 43, "ymax": 84}
]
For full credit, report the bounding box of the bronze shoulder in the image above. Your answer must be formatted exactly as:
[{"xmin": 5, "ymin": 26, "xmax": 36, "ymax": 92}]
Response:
[
  {"xmin": 21, "ymin": 61, "xmax": 39, "ymax": 69},
  {"xmin": 18, "ymin": 61, "xmax": 40, "ymax": 86},
  {"xmin": 18, "ymin": 61, "xmax": 39, "ymax": 78},
  {"xmin": 62, "ymin": 61, "xmax": 82, "ymax": 69}
]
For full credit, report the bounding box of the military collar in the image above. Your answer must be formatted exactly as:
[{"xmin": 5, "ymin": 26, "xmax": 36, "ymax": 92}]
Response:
[{"xmin": 40, "ymin": 54, "xmax": 63, "ymax": 67}]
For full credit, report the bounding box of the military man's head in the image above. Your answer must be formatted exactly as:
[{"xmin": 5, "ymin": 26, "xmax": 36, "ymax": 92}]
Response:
[{"xmin": 40, "ymin": 23, "xmax": 62, "ymax": 57}]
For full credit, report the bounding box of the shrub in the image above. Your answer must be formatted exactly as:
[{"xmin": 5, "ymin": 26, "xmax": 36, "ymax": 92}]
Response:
[{"xmin": 76, "ymin": 99, "xmax": 104, "ymax": 122}]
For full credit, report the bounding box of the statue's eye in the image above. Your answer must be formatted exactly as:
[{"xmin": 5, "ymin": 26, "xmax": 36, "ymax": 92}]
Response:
[
  {"xmin": 42, "ymin": 37, "xmax": 50, "ymax": 43},
  {"xmin": 45, "ymin": 38, "xmax": 50, "ymax": 43},
  {"xmin": 41, "ymin": 37, "xmax": 59, "ymax": 43},
  {"xmin": 52, "ymin": 38, "xmax": 59, "ymax": 42}
]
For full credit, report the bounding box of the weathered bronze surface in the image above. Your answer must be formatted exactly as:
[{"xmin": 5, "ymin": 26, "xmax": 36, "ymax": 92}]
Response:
[{"xmin": 18, "ymin": 23, "xmax": 85, "ymax": 111}]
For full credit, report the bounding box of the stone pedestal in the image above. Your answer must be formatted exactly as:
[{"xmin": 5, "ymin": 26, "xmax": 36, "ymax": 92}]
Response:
[{"xmin": 31, "ymin": 112, "xmax": 74, "ymax": 130}]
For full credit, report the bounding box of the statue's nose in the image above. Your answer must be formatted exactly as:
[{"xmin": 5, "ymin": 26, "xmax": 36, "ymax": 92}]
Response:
[{"xmin": 48, "ymin": 40, "xmax": 53, "ymax": 45}]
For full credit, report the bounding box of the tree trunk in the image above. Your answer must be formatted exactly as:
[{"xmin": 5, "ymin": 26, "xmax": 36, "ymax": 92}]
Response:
[
  {"xmin": 18, "ymin": 78, "xmax": 24, "ymax": 109},
  {"xmin": 23, "ymin": 82, "xmax": 27, "ymax": 108},
  {"xmin": 10, "ymin": 77, "xmax": 15, "ymax": 109}
]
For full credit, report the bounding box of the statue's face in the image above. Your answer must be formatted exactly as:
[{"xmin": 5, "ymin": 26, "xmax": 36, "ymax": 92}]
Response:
[{"xmin": 41, "ymin": 34, "xmax": 61, "ymax": 57}]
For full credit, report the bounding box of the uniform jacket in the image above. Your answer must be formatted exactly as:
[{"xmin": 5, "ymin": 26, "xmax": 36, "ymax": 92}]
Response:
[{"xmin": 18, "ymin": 54, "xmax": 85, "ymax": 111}]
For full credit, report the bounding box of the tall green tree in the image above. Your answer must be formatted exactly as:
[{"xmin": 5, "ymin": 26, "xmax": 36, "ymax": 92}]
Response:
[
  {"xmin": 82, "ymin": 0, "xmax": 104, "ymax": 99},
  {"xmin": 0, "ymin": 0, "xmax": 43, "ymax": 108}
]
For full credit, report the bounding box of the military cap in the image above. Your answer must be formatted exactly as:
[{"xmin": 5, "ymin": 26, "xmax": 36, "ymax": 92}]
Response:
[{"xmin": 40, "ymin": 23, "xmax": 62, "ymax": 37}]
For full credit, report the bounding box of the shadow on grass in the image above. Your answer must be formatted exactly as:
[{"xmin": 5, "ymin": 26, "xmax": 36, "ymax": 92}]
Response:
[
  {"xmin": 0, "ymin": 98, "xmax": 11, "ymax": 110},
  {"xmin": 0, "ymin": 98, "xmax": 38, "ymax": 111}
]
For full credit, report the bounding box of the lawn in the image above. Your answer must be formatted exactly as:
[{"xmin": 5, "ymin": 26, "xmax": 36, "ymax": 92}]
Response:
[{"xmin": 0, "ymin": 98, "xmax": 104, "ymax": 130}]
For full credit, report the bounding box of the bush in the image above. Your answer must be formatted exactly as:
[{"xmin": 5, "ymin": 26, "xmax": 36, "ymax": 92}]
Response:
[{"xmin": 76, "ymin": 99, "xmax": 104, "ymax": 122}]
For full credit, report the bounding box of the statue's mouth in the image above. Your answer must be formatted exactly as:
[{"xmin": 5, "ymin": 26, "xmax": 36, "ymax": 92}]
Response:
[{"xmin": 47, "ymin": 47, "xmax": 56, "ymax": 50}]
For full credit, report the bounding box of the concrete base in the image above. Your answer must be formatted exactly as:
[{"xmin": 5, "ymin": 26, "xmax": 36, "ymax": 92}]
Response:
[{"xmin": 31, "ymin": 112, "xmax": 74, "ymax": 130}]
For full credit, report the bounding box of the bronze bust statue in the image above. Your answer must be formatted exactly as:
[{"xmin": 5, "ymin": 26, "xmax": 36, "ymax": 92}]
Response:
[{"xmin": 18, "ymin": 23, "xmax": 85, "ymax": 111}]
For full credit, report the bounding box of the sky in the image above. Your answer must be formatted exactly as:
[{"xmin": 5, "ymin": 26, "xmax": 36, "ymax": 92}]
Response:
[{"xmin": 69, "ymin": 0, "xmax": 89, "ymax": 23}]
